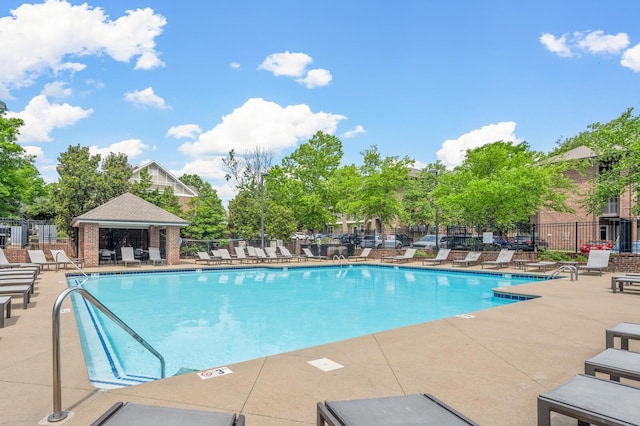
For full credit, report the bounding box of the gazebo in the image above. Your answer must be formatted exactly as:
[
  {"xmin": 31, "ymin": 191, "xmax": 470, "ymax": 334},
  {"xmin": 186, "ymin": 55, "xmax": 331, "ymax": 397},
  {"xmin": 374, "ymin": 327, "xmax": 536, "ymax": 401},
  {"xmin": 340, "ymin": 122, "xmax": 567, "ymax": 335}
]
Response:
[{"xmin": 72, "ymin": 193, "xmax": 189, "ymax": 267}]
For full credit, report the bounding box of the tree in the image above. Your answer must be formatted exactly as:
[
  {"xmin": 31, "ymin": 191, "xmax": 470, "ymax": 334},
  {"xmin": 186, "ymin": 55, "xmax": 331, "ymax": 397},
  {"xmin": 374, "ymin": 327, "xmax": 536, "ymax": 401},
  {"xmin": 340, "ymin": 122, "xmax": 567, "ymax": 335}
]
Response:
[
  {"xmin": 227, "ymin": 189, "xmax": 260, "ymax": 239},
  {"xmin": 179, "ymin": 174, "xmax": 226, "ymax": 239},
  {"xmin": 346, "ymin": 146, "xmax": 413, "ymax": 233},
  {"xmin": 130, "ymin": 168, "xmax": 183, "ymax": 216},
  {"xmin": 402, "ymin": 162, "xmax": 446, "ymax": 230},
  {"xmin": 0, "ymin": 112, "xmax": 49, "ymax": 217},
  {"xmin": 53, "ymin": 145, "xmax": 132, "ymax": 235},
  {"xmin": 269, "ymin": 131, "xmax": 343, "ymax": 233},
  {"xmin": 432, "ymin": 141, "xmax": 573, "ymax": 228}
]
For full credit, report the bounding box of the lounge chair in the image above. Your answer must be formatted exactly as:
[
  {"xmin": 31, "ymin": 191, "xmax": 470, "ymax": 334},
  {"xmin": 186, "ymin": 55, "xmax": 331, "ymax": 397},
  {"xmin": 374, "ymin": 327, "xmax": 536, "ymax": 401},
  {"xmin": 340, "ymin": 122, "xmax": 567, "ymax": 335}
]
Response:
[
  {"xmin": 216, "ymin": 248, "xmax": 237, "ymax": 264},
  {"xmin": 120, "ymin": 247, "xmax": 142, "ymax": 267},
  {"xmin": 147, "ymin": 247, "xmax": 166, "ymax": 265},
  {"xmin": 234, "ymin": 247, "xmax": 257, "ymax": 263},
  {"xmin": 578, "ymin": 249, "xmax": 610, "ymax": 275},
  {"xmin": 195, "ymin": 251, "xmax": 219, "ymax": 265},
  {"xmin": 381, "ymin": 248, "xmax": 417, "ymax": 263},
  {"xmin": 278, "ymin": 246, "xmax": 307, "ymax": 262},
  {"xmin": 451, "ymin": 251, "xmax": 482, "ymax": 267},
  {"xmin": 253, "ymin": 247, "xmax": 272, "ymax": 262},
  {"xmin": 317, "ymin": 393, "xmax": 478, "ymax": 426},
  {"xmin": 524, "ymin": 261, "xmax": 557, "ymax": 271},
  {"xmin": 348, "ymin": 247, "xmax": 372, "ymax": 262},
  {"xmin": 265, "ymin": 246, "xmax": 289, "ymax": 262},
  {"xmin": 0, "ymin": 285, "xmax": 31, "ymax": 309},
  {"xmin": 480, "ymin": 249, "xmax": 514, "ymax": 269},
  {"xmin": 422, "ymin": 248, "xmax": 451, "ymax": 266},
  {"xmin": 100, "ymin": 249, "xmax": 114, "ymax": 264},
  {"xmin": 91, "ymin": 401, "xmax": 245, "ymax": 426},
  {"xmin": 50, "ymin": 249, "xmax": 84, "ymax": 271},
  {"xmin": 606, "ymin": 322, "xmax": 640, "ymax": 350},
  {"xmin": 246, "ymin": 246, "xmax": 264, "ymax": 262},
  {"xmin": 537, "ymin": 374, "xmax": 640, "ymax": 426},
  {"xmin": 27, "ymin": 250, "xmax": 57, "ymax": 270},
  {"xmin": 0, "ymin": 248, "xmax": 40, "ymax": 273},
  {"xmin": 302, "ymin": 247, "xmax": 328, "ymax": 261},
  {"xmin": 211, "ymin": 249, "xmax": 232, "ymax": 264},
  {"xmin": 585, "ymin": 347, "xmax": 640, "ymax": 383}
]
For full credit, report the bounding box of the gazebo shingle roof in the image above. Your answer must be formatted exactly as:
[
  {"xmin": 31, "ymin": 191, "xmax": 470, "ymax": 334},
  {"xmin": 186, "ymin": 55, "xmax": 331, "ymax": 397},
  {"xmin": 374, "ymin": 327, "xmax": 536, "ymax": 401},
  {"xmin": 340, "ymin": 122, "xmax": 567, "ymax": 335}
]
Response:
[{"xmin": 71, "ymin": 192, "xmax": 189, "ymax": 228}]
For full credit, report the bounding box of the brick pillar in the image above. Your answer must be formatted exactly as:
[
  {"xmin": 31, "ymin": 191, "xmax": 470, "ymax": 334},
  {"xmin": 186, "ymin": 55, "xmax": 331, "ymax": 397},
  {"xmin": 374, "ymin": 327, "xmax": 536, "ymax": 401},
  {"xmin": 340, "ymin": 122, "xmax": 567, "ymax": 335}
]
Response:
[
  {"xmin": 165, "ymin": 226, "xmax": 181, "ymax": 265},
  {"xmin": 81, "ymin": 223, "xmax": 100, "ymax": 267},
  {"xmin": 149, "ymin": 226, "xmax": 160, "ymax": 248}
]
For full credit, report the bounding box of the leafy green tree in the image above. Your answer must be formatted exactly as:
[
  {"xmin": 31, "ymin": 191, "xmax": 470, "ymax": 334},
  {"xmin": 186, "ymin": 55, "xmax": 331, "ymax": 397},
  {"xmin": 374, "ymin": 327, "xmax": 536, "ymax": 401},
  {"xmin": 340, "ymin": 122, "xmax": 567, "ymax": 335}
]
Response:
[
  {"xmin": 179, "ymin": 174, "xmax": 226, "ymax": 239},
  {"xmin": 53, "ymin": 145, "xmax": 132, "ymax": 235},
  {"xmin": 433, "ymin": 141, "xmax": 573, "ymax": 228},
  {"xmin": 402, "ymin": 162, "xmax": 446, "ymax": 230},
  {"xmin": 130, "ymin": 168, "xmax": 183, "ymax": 216},
  {"xmin": 0, "ymin": 113, "xmax": 49, "ymax": 217},
  {"xmin": 346, "ymin": 146, "xmax": 413, "ymax": 234},
  {"xmin": 570, "ymin": 108, "xmax": 640, "ymax": 215},
  {"xmin": 269, "ymin": 131, "xmax": 343, "ymax": 233},
  {"xmin": 264, "ymin": 201, "xmax": 296, "ymax": 240},
  {"xmin": 227, "ymin": 189, "xmax": 260, "ymax": 239}
]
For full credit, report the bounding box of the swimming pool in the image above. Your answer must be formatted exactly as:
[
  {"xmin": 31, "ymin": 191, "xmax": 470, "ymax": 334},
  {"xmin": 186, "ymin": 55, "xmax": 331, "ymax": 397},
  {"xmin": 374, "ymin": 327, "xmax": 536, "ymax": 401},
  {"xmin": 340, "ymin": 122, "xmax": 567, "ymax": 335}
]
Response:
[{"xmin": 68, "ymin": 265, "xmax": 542, "ymax": 388}]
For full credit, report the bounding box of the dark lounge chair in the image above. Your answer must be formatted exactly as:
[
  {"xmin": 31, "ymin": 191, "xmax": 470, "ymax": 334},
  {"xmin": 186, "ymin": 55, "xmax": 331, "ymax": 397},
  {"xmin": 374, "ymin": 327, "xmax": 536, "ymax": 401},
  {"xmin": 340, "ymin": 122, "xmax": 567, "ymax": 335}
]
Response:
[
  {"xmin": 91, "ymin": 401, "xmax": 245, "ymax": 426},
  {"xmin": 317, "ymin": 393, "xmax": 478, "ymax": 425},
  {"xmin": 537, "ymin": 374, "xmax": 640, "ymax": 426}
]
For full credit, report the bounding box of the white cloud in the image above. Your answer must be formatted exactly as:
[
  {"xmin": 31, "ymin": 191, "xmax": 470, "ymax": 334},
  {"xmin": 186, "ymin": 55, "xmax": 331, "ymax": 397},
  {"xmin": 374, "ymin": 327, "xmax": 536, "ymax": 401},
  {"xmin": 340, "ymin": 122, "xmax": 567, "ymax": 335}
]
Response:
[
  {"xmin": 0, "ymin": 1, "xmax": 166, "ymax": 96},
  {"xmin": 22, "ymin": 145, "xmax": 45, "ymax": 160},
  {"xmin": 540, "ymin": 33, "xmax": 573, "ymax": 58},
  {"xmin": 42, "ymin": 81, "xmax": 72, "ymax": 99},
  {"xmin": 341, "ymin": 125, "xmax": 366, "ymax": 139},
  {"xmin": 541, "ymin": 30, "xmax": 630, "ymax": 59},
  {"xmin": 258, "ymin": 51, "xmax": 312, "ymax": 77},
  {"xmin": 171, "ymin": 158, "xmax": 228, "ymax": 181},
  {"xmin": 124, "ymin": 87, "xmax": 170, "ymax": 109},
  {"xmin": 166, "ymin": 124, "xmax": 202, "ymax": 139},
  {"xmin": 621, "ymin": 43, "xmax": 640, "ymax": 71},
  {"xmin": 296, "ymin": 68, "xmax": 332, "ymax": 88},
  {"xmin": 179, "ymin": 98, "xmax": 346, "ymax": 157},
  {"xmin": 578, "ymin": 30, "xmax": 629, "ymax": 54},
  {"xmin": 88, "ymin": 139, "xmax": 149, "ymax": 159},
  {"xmin": 436, "ymin": 122, "xmax": 520, "ymax": 169},
  {"xmin": 230, "ymin": 62, "xmax": 241, "ymax": 70},
  {"xmin": 10, "ymin": 95, "xmax": 93, "ymax": 143}
]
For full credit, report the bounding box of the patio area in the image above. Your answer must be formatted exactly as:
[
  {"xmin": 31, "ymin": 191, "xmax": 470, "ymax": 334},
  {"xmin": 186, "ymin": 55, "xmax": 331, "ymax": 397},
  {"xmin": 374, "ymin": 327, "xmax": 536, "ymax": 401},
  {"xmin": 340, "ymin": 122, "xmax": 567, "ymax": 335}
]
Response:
[{"xmin": 0, "ymin": 259, "xmax": 638, "ymax": 425}]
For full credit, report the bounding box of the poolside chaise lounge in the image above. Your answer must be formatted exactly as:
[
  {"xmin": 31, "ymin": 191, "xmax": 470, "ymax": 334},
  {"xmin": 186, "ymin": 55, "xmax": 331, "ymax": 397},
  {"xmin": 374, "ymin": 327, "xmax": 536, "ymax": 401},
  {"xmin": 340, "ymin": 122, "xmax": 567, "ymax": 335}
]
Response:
[
  {"xmin": 147, "ymin": 247, "xmax": 166, "ymax": 265},
  {"xmin": 451, "ymin": 251, "xmax": 482, "ymax": 267},
  {"xmin": 421, "ymin": 248, "xmax": 451, "ymax": 266},
  {"xmin": 50, "ymin": 249, "xmax": 84, "ymax": 271},
  {"xmin": 610, "ymin": 274, "xmax": 640, "ymax": 293},
  {"xmin": 480, "ymin": 249, "xmax": 514, "ymax": 269},
  {"xmin": 0, "ymin": 248, "xmax": 41, "ymax": 273},
  {"xmin": 524, "ymin": 261, "xmax": 557, "ymax": 271},
  {"xmin": 303, "ymin": 247, "xmax": 328, "ymax": 261},
  {"xmin": 317, "ymin": 393, "xmax": 478, "ymax": 426},
  {"xmin": 27, "ymin": 250, "xmax": 57, "ymax": 270},
  {"xmin": 91, "ymin": 401, "xmax": 245, "ymax": 426},
  {"xmin": 348, "ymin": 247, "xmax": 372, "ymax": 262},
  {"xmin": 278, "ymin": 246, "xmax": 308, "ymax": 262},
  {"xmin": 606, "ymin": 322, "xmax": 640, "ymax": 350},
  {"xmin": 253, "ymin": 247, "xmax": 272, "ymax": 262},
  {"xmin": 537, "ymin": 374, "xmax": 640, "ymax": 426},
  {"xmin": 0, "ymin": 285, "xmax": 31, "ymax": 309},
  {"xmin": 577, "ymin": 249, "xmax": 610, "ymax": 275},
  {"xmin": 195, "ymin": 251, "xmax": 219, "ymax": 265},
  {"xmin": 234, "ymin": 247, "xmax": 258, "ymax": 263},
  {"xmin": 585, "ymin": 347, "xmax": 640, "ymax": 383},
  {"xmin": 381, "ymin": 248, "xmax": 417, "ymax": 263},
  {"xmin": 120, "ymin": 247, "xmax": 142, "ymax": 267},
  {"xmin": 216, "ymin": 248, "xmax": 238, "ymax": 264},
  {"xmin": 265, "ymin": 246, "xmax": 290, "ymax": 262}
]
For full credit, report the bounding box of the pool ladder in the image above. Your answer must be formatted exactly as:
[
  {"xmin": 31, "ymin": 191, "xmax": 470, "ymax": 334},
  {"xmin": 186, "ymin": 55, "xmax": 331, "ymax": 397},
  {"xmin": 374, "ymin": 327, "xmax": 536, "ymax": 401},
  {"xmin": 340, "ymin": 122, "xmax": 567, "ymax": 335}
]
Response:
[
  {"xmin": 549, "ymin": 264, "xmax": 578, "ymax": 281},
  {"xmin": 333, "ymin": 254, "xmax": 347, "ymax": 265},
  {"xmin": 48, "ymin": 286, "xmax": 166, "ymax": 422}
]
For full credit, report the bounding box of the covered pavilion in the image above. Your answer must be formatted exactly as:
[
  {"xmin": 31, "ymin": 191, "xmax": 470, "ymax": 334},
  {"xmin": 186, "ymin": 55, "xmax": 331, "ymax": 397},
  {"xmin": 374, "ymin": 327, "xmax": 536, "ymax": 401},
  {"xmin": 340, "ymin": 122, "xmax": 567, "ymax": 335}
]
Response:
[{"xmin": 72, "ymin": 192, "xmax": 189, "ymax": 267}]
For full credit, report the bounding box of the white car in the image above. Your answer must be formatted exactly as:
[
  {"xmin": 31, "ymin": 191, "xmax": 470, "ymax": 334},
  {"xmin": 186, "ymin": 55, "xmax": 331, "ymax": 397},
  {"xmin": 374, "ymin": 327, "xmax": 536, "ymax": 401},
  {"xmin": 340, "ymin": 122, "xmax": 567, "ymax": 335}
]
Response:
[
  {"xmin": 292, "ymin": 232, "xmax": 310, "ymax": 240},
  {"xmin": 411, "ymin": 235, "xmax": 448, "ymax": 249}
]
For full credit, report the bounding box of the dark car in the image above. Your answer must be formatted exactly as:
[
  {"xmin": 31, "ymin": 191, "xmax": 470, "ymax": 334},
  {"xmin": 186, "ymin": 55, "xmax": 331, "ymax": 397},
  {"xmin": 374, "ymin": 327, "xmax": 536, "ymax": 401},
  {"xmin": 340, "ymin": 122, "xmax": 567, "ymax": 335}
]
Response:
[
  {"xmin": 509, "ymin": 235, "xmax": 548, "ymax": 251},
  {"xmin": 448, "ymin": 235, "xmax": 483, "ymax": 251},
  {"xmin": 492, "ymin": 236, "xmax": 511, "ymax": 249}
]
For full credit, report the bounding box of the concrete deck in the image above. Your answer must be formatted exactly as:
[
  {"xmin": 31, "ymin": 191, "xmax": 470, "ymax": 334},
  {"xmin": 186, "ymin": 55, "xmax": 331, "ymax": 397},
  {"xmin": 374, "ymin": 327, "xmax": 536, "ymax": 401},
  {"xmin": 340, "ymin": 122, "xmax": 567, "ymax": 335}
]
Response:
[{"xmin": 0, "ymin": 259, "xmax": 639, "ymax": 425}]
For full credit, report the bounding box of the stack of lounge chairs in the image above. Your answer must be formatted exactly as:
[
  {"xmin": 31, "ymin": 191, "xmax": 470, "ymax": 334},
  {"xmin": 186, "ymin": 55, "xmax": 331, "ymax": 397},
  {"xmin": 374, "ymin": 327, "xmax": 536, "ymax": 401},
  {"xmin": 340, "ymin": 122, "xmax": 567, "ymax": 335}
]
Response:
[{"xmin": 537, "ymin": 321, "xmax": 640, "ymax": 425}]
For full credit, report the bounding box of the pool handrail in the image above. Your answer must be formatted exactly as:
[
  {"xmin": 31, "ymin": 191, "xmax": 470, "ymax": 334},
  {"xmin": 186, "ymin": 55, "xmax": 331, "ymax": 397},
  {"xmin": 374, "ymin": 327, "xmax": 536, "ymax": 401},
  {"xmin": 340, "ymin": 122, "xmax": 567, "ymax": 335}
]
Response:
[{"xmin": 48, "ymin": 286, "xmax": 166, "ymax": 422}]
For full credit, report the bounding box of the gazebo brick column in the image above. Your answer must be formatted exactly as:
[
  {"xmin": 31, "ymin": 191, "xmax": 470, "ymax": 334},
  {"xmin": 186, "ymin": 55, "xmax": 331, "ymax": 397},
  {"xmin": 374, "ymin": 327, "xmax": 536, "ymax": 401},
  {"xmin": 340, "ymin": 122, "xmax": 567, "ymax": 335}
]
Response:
[
  {"xmin": 82, "ymin": 223, "xmax": 100, "ymax": 267},
  {"xmin": 149, "ymin": 226, "xmax": 160, "ymax": 248},
  {"xmin": 166, "ymin": 226, "xmax": 181, "ymax": 265}
]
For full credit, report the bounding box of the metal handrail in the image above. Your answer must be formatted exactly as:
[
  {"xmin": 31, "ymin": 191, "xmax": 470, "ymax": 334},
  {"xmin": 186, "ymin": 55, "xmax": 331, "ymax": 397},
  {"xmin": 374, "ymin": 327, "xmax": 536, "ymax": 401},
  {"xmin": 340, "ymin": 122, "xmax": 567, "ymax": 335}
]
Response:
[
  {"xmin": 332, "ymin": 254, "xmax": 347, "ymax": 265},
  {"xmin": 54, "ymin": 252, "xmax": 87, "ymax": 279},
  {"xmin": 549, "ymin": 265, "xmax": 578, "ymax": 281},
  {"xmin": 48, "ymin": 286, "xmax": 166, "ymax": 422}
]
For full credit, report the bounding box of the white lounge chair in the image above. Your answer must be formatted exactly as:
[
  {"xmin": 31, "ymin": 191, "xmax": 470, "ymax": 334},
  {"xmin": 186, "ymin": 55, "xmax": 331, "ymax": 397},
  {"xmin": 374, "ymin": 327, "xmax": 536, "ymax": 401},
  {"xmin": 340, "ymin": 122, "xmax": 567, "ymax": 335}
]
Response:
[
  {"xmin": 120, "ymin": 247, "xmax": 142, "ymax": 267},
  {"xmin": 50, "ymin": 249, "xmax": 84, "ymax": 271},
  {"xmin": 147, "ymin": 247, "xmax": 166, "ymax": 265},
  {"xmin": 381, "ymin": 248, "xmax": 417, "ymax": 263},
  {"xmin": 451, "ymin": 251, "xmax": 482, "ymax": 267},
  {"xmin": 302, "ymin": 247, "xmax": 327, "ymax": 261},
  {"xmin": 422, "ymin": 248, "xmax": 451, "ymax": 266},
  {"xmin": 234, "ymin": 246, "xmax": 257, "ymax": 263},
  {"xmin": 195, "ymin": 251, "xmax": 219, "ymax": 265},
  {"xmin": 348, "ymin": 247, "xmax": 372, "ymax": 262},
  {"xmin": 265, "ymin": 247, "xmax": 289, "ymax": 262},
  {"xmin": 0, "ymin": 248, "xmax": 40, "ymax": 273},
  {"xmin": 578, "ymin": 249, "xmax": 610, "ymax": 275},
  {"xmin": 481, "ymin": 249, "xmax": 514, "ymax": 269},
  {"xmin": 278, "ymin": 246, "xmax": 307, "ymax": 262},
  {"xmin": 27, "ymin": 250, "xmax": 56, "ymax": 270},
  {"xmin": 253, "ymin": 247, "xmax": 271, "ymax": 262}
]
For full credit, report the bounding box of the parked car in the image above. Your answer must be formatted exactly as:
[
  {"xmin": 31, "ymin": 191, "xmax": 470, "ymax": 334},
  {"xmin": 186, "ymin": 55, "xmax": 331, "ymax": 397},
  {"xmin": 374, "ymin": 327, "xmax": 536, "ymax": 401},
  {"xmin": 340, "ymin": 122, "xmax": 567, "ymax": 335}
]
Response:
[
  {"xmin": 492, "ymin": 236, "xmax": 511, "ymax": 249},
  {"xmin": 292, "ymin": 232, "xmax": 310, "ymax": 240},
  {"xmin": 339, "ymin": 233, "xmax": 362, "ymax": 245},
  {"xmin": 411, "ymin": 235, "xmax": 449, "ymax": 249},
  {"xmin": 509, "ymin": 235, "xmax": 548, "ymax": 251},
  {"xmin": 360, "ymin": 235, "xmax": 383, "ymax": 249},
  {"xmin": 448, "ymin": 235, "xmax": 483, "ymax": 251},
  {"xmin": 580, "ymin": 240, "xmax": 614, "ymax": 253}
]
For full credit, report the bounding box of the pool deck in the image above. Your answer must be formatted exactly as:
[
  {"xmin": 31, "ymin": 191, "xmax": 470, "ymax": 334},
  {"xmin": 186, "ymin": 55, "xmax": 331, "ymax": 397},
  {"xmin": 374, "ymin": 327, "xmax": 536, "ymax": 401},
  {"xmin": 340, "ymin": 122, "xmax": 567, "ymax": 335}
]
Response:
[{"xmin": 1, "ymin": 259, "xmax": 639, "ymax": 425}]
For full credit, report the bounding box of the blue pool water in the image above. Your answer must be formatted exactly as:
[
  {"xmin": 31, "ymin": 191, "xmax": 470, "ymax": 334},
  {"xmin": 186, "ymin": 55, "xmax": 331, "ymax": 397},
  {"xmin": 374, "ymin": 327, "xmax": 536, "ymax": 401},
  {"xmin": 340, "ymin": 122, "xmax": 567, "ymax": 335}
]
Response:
[{"xmin": 68, "ymin": 265, "xmax": 541, "ymax": 388}]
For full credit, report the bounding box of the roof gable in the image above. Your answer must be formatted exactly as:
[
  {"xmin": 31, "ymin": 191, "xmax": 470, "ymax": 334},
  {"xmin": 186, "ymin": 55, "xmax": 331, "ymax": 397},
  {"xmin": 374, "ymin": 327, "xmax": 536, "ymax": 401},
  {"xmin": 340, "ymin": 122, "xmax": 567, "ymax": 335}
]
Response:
[
  {"xmin": 71, "ymin": 192, "xmax": 189, "ymax": 228},
  {"xmin": 131, "ymin": 160, "xmax": 198, "ymax": 197}
]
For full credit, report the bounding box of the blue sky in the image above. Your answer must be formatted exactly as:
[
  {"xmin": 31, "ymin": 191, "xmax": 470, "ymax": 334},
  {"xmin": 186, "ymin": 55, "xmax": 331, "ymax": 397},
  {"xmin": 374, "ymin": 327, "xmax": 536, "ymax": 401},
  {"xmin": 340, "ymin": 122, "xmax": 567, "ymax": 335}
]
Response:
[{"xmin": 2, "ymin": 0, "xmax": 640, "ymax": 204}]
